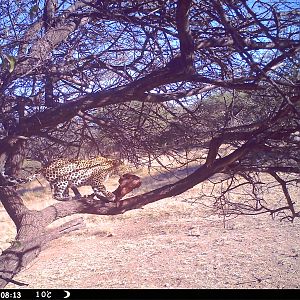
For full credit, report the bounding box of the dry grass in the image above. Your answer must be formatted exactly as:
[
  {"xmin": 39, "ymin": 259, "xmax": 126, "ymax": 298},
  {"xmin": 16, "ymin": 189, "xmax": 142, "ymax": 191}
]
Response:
[{"xmin": 1, "ymin": 163, "xmax": 300, "ymax": 289}]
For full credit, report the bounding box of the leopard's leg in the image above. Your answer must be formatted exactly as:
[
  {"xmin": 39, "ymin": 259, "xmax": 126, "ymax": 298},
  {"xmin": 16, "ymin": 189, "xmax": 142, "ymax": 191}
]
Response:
[
  {"xmin": 92, "ymin": 184, "xmax": 115, "ymax": 202},
  {"xmin": 62, "ymin": 187, "xmax": 69, "ymax": 197},
  {"xmin": 50, "ymin": 181, "xmax": 69, "ymax": 195},
  {"xmin": 71, "ymin": 186, "xmax": 82, "ymax": 199},
  {"xmin": 68, "ymin": 176, "xmax": 83, "ymax": 199},
  {"xmin": 52, "ymin": 181, "xmax": 70, "ymax": 201}
]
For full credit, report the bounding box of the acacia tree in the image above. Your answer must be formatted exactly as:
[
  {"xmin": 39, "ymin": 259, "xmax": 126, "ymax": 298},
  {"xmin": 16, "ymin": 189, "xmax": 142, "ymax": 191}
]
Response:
[{"xmin": 0, "ymin": 0, "xmax": 299, "ymax": 287}]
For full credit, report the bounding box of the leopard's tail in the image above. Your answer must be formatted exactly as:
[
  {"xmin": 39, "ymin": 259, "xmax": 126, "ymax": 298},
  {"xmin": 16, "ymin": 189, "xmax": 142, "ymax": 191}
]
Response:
[{"xmin": 0, "ymin": 171, "xmax": 40, "ymax": 186}]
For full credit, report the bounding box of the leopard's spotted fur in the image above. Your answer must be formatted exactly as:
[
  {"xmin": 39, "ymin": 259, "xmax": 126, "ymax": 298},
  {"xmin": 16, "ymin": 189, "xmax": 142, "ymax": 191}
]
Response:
[{"xmin": 1, "ymin": 157, "xmax": 129, "ymax": 201}]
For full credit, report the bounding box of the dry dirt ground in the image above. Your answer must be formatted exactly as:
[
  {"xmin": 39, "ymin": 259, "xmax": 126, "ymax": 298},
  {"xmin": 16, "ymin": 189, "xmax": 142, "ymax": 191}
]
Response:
[{"xmin": 1, "ymin": 168, "xmax": 300, "ymax": 289}]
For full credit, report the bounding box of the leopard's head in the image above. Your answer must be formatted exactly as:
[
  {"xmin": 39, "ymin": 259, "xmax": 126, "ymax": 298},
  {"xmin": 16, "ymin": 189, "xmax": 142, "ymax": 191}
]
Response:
[{"xmin": 112, "ymin": 159, "xmax": 133, "ymax": 176}]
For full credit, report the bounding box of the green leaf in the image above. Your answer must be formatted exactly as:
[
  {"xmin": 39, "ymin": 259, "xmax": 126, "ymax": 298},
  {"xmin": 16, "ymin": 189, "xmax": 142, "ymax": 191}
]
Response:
[
  {"xmin": 29, "ymin": 4, "xmax": 39, "ymax": 20},
  {"xmin": 3, "ymin": 54, "xmax": 16, "ymax": 73},
  {"xmin": 7, "ymin": 55, "xmax": 16, "ymax": 73}
]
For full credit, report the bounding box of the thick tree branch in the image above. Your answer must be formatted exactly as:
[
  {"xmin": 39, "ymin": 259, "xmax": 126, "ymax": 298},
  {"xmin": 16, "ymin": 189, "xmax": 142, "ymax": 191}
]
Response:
[
  {"xmin": 176, "ymin": 0, "xmax": 195, "ymax": 74},
  {"xmin": 0, "ymin": 0, "xmax": 299, "ymax": 289},
  {"xmin": 195, "ymin": 37, "xmax": 300, "ymax": 51}
]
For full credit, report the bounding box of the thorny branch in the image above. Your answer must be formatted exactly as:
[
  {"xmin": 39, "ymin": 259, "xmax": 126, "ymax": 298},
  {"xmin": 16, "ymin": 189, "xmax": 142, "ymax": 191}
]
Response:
[{"xmin": 0, "ymin": 0, "xmax": 299, "ymax": 287}]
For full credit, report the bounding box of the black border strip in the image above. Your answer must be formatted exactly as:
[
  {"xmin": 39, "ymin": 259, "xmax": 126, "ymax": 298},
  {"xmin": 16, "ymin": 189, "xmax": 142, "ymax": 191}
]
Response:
[{"xmin": 1, "ymin": 288, "xmax": 299, "ymax": 300}]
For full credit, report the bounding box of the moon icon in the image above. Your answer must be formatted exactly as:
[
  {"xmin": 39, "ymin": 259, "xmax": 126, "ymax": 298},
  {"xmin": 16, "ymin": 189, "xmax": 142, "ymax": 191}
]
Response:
[{"xmin": 64, "ymin": 290, "xmax": 71, "ymax": 298}]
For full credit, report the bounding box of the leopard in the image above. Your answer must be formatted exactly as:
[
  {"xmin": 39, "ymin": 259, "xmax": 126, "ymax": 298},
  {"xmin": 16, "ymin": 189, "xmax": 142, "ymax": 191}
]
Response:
[{"xmin": 1, "ymin": 156, "xmax": 130, "ymax": 201}]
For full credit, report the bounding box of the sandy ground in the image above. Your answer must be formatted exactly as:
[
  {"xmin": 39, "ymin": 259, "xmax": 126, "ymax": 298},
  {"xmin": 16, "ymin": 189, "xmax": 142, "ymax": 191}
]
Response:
[{"xmin": 1, "ymin": 170, "xmax": 300, "ymax": 289}]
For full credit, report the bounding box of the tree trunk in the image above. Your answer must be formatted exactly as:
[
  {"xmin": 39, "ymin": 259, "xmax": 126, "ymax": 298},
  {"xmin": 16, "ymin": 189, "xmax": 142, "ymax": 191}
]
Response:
[{"xmin": 0, "ymin": 174, "xmax": 141, "ymax": 288}]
